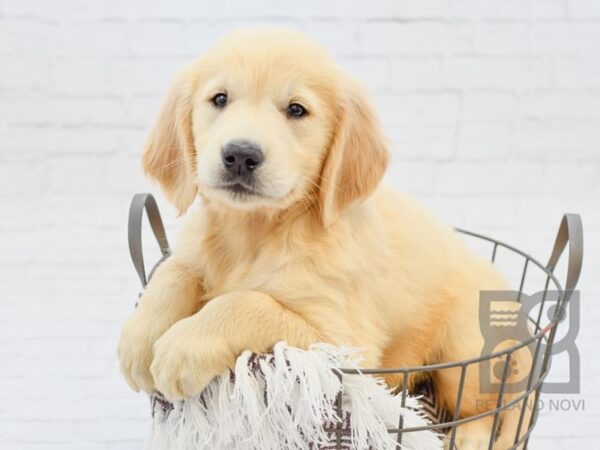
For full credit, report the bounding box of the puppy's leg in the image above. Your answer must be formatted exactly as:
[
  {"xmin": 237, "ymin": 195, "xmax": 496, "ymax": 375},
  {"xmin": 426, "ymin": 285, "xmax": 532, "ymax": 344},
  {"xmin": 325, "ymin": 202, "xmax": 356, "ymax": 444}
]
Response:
[
  {"xmin": 150, "ymin": 290, "xmax": 322, "ymax": 401},
  {"xmin": 433, "ymin": 299, "xmax": 496, "ymax": 450},
  {"xmin": 445, "ymin": 417, "xmax": 496, "ymax": 450},
  {"xmin": 435, "ymin": 358, "xmax": 498, "ymax": 450},
  {"xmin": 440, "ymin": 362, "xmax": 532, "ymax": 450},
  {"xmin": 491, "ymin": 345, "xmax": 534, "ymax": 450},
  {"xmin": 118, "ymin": 258, "xmax": 204, "ymax": 393},
  {"xmin": 381, "ymin": 326, "xmax": 440, "ymax": 392},
  {"xmin": 436, "ymin": 332, "xmax": 532, "ymax": 449}
]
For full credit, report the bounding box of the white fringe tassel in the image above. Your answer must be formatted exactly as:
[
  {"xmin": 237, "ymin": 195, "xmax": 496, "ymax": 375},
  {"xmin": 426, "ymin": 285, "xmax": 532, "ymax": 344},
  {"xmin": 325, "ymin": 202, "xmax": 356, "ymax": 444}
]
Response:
[{"xmin": 145, "ymin": 342, "xmax": 442, "ymax": 450}]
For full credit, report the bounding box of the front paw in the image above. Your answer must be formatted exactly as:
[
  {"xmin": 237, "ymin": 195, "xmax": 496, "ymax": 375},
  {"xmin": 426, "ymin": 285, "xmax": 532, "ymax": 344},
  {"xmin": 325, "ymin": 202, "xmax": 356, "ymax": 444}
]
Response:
[
  {"xmin": 118, "ymin": 312, "xmax": 162, "ymax": 394},
  {"xmin": 150, "ymin": 319, "xmax": 235, "ymax": 401}
]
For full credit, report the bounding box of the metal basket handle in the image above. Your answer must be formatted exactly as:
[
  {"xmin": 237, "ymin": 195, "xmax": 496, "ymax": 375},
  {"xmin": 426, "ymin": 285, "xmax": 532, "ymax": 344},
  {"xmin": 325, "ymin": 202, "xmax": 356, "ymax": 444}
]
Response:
[
  {"xmin": 546, "ymin": 213, "xmax": 583, "ymax": 296},
  {"xmin": 128, "ymin": 193, "xmax": 171, "ymax": 288}
]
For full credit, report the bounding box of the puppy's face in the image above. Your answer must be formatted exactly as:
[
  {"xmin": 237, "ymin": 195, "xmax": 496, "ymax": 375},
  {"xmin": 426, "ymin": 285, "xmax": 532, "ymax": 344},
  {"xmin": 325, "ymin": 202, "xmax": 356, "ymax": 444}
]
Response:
[
  {"xmin": 143, "ymin": 29, "xmax": 388, "ymax": 225},
  {"xmin": 191, "ymin": 37, "xmax": 337, "ymax": 210}
]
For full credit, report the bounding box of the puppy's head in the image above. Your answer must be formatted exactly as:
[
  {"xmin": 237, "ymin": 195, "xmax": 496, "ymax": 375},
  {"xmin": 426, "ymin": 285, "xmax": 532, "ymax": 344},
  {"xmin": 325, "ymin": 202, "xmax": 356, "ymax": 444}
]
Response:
[{"xmin": 142, "ymin": 28, "xmax": 388, "ymax": 226}]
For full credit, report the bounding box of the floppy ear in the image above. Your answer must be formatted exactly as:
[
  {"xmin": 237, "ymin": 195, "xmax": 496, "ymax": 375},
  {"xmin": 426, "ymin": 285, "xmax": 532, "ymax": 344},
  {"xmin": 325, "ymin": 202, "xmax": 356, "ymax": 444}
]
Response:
[
  {"xmin": 142, "ymin": 71, "xmax": 198, "ymax": 215},
  {"xmin": 319, "ymin": 81, "xmax": 389, "ymax": 227}
]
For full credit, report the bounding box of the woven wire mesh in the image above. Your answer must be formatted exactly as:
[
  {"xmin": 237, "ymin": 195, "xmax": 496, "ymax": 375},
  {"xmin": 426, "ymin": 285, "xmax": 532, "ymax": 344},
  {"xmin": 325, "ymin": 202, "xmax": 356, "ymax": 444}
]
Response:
[{"xmin": 329, "ymin": 229, "xmax": 570, "ymax": 450}]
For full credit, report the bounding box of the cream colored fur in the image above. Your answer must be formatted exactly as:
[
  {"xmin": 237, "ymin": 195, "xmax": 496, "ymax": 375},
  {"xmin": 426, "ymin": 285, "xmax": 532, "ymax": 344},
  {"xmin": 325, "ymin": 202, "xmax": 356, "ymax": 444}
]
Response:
[{"xmin": 118, "ymin": 28, "xmax": 531, "ymax": 449}]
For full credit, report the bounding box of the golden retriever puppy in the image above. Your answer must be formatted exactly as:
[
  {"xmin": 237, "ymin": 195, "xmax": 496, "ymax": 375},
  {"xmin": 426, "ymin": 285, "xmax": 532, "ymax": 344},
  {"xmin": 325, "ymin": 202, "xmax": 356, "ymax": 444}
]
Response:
[{"xmin": 118, "ymin": 28, "xmax": 531, "ymax": 449}]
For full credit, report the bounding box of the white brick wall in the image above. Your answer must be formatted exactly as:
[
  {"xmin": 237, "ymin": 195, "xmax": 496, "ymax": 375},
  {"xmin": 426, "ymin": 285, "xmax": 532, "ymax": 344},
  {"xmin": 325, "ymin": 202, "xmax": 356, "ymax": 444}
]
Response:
[{"xmin": 1, "ymin": 1, "xmax": 598, "ymax": 448}]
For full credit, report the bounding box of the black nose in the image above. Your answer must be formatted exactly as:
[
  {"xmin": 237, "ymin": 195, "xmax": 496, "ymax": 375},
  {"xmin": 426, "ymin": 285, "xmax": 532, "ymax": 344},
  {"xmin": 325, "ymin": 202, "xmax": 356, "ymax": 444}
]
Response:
[{"xmin": 222, "ymin": 140, "xmax": 263, "ymax": 177}]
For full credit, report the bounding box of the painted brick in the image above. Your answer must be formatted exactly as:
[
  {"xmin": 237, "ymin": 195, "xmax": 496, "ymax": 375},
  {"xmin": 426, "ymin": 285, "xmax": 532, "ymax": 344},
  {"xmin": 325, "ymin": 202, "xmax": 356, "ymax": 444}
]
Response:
[
  {"xmin": 457, "ymin": 122, "xmax": 513, "ymax": 160},
  {"xmin": 0, "ymin": 3, "xmax": 599, "ymax": 448},
  {"xmin": 390, "ymin": 57, "xmax": 444, "ymax": 90},
  {"xmin": 361, "ymin": 21, "xmax": 472, "ymax": 55},
  {"xmin": 444, "ymin": 56, "xmax": 554, "ymax": 89}
]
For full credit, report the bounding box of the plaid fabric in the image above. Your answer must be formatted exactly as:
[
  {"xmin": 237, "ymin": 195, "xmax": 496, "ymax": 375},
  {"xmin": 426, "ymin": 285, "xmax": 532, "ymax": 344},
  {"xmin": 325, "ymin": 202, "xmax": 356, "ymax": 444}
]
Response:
[{"xmin": 310, "ymin": 413, "xmax": 354, "ymax": 450}]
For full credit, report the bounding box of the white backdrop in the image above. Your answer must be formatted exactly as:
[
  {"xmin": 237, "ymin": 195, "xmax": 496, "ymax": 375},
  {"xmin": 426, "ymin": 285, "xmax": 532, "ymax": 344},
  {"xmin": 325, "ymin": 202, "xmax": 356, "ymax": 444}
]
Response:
[{"xmin": 1, "ymin": 1, "xmax": 599, "ymax": 449}]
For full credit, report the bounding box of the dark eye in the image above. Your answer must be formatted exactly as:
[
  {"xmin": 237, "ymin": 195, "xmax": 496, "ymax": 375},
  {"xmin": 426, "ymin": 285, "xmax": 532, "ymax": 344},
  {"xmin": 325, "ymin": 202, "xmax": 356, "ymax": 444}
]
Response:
[
  {"xmin": 211, "ymin": 92, "xmax": 228, "ymax": 108},
  {"xmin": 287, "ymin": 103, "xmax": 307, "ymax": 118}
]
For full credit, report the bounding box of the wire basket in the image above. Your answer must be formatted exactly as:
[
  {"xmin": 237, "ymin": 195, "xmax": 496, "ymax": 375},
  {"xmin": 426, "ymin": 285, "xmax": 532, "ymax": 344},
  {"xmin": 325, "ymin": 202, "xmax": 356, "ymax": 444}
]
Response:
[
  {"xmin": 335, "ymin": 215, "xmax": 583, "ymax": 450},
  {"xmin": 128, "ymin": 194, "xmax": 583, "ymax": 450}
]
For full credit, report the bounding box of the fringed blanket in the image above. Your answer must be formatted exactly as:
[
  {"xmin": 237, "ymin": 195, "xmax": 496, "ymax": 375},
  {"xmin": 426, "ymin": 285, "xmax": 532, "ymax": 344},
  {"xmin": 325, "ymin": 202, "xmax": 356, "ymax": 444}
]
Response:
[{"xmin": 145, "ymin": 342, "xmax": 443, "ymax": 450}]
